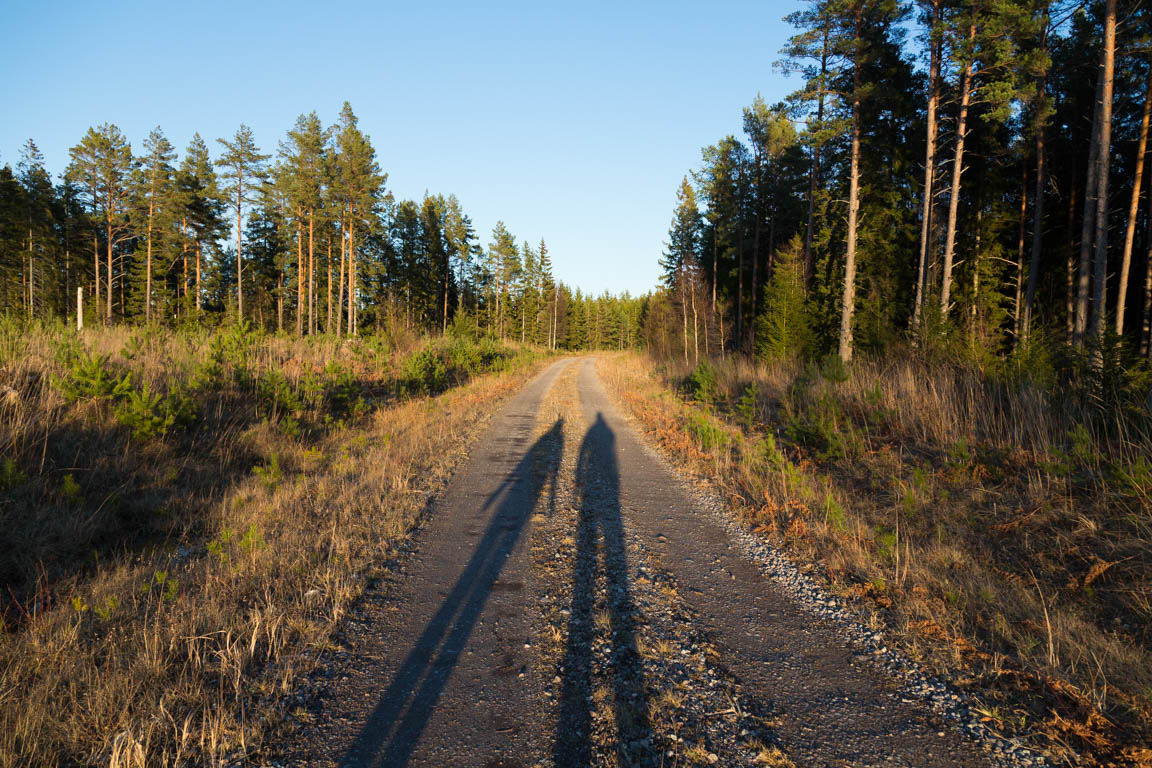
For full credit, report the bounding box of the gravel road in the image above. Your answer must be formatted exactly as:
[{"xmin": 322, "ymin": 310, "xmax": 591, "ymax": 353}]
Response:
[{"xmin": 280, "ymin": 357, "xmax": 1039, "ymax": 768}]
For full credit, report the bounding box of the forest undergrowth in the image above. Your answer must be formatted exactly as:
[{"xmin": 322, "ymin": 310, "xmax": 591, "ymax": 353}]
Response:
[
  {"xmin": 599, "ymin": 351, "xmax": 1152, "ymax": 767},
  {"xmin": 0, "ymin": 318, "xmax": 547, "ymax": 767}
]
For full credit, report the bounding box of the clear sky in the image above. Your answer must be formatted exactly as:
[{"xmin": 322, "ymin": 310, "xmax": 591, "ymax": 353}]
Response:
[{"xmin": 0, "ymin": 0, "xmax": 805, "ymax": 297}]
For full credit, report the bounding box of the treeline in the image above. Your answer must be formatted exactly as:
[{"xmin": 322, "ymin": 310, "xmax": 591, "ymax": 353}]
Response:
[
  {"xmin": 0, "ymin": 102, "xmax": 642, "ymax": 350},
  {"xmin": 654, "ymin": 0, "xmax": 1152, "ymax": 374}
]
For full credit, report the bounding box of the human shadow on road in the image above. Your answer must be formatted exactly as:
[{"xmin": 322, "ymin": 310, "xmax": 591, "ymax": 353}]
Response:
[
  {"xmin": 553, "ymin": 413, "xmax": 654, "ymax": 767},
  {"xmin": 339, "ymin": 418, "xmax": 565, "ymax": 768}
]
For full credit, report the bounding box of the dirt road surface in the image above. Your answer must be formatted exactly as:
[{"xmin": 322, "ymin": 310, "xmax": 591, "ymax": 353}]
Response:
[{"xmin": 284, "ymin": 357, "xmax": 1001, "ymax": 768}]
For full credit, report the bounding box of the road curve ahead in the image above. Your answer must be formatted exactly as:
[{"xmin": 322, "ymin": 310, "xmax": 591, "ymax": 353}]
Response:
[{"xmin": 286, "ymin": 356, "xmax": 997, "ymax": 768}]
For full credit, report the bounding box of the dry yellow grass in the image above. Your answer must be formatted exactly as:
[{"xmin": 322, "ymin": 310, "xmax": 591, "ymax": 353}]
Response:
[
  {"xmin": 598, "ymin": 351, "xmax": 1152, "ymax": 766},
  {"xmin": 0, "ymin": 321, "xmax": 547, "ymax": 767}
]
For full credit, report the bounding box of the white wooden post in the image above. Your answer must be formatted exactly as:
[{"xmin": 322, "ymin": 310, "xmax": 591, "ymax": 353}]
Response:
[{"xmin": 77, "ymin": 286, "xmax": 84, "ymax": 331}]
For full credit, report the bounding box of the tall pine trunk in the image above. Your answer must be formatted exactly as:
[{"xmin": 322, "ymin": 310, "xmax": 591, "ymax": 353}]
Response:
[
  {"xmin": 1014, "ymin": 171, "xmax": 1028, "ymax": 338},
  {"xmin": 181, "ymin": 217, "xmax": 189, "ymax": 316},
  {"xmin": 348, "ymin": 215, "xmax": 356, "ymax": 336},
  {"xmin": 681, "ymin": 274, "xmax": 689, "ymax": 363},
  {"xmin": 1075, "ymin": 64, "xmax": 1106, "ymax": 345},
  {"xmin": 196, "ymin": 244, "xmax": 202, "ymax": 312},
  {"xmin": 913, "ymin": 0, "xmax": 940, "ymax": 330},
  {"xmin": 1089, "ymin": 0, "xmax": 1116, "ymax": 353},
  {"xmin": 296, "ymin": 210, "xmax": 304, "ymax": 336},
  {"xmin": 939, "ymin": 24, "xmax": 976, "ymax": 320},
  {"xmin": 1022, "ymin": 8, "xmax": 1049, "ymax": 341},
  {"xmin": 308, "ymin": 211, "xmax": 315, "ymax": 335},
  {"xmin": 1142, "ymin": 191, "xmax": 1152, "ymax": 356},
  {"xmin": 326, "ymin": 237, "xmax": 333, "ymax": 334},
  {"xmin": 839, "ymin": 21, "xmax": 862, "ymax": 363},
  {"xmin": 1116, "ymin": 70, "xmax": 1151, "ymax": 336},
  {"xmin": 145, "ymin": 195, "xmax": 153, "ymax": 323},
  {"xmin": 804, "ymin": 25, "xmax": 829, "ymax": 286},
  {"xmin": 93, "ymin": 230, "xmax": 100, "ymax": 323},
  {"xmin": 106, "ymin": 209, "xmax": 113, "ymax": 323},
  {"xmin": 337, "ymin": 215, "xmax": 346, "ymax": 337},
  {"xmin": 236, "ymin": 169, "xmax": 244, "ymax": 321},
  {"xmin": 711, "ymin": 225, "xmax": 718, "ymax": 314}
]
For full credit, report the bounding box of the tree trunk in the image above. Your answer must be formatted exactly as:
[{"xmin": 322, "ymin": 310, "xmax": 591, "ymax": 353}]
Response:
[
  {"xmin": 839, "ymin": 32, "xmax": 862, "ymax": 363},
  {"xmin": 93, "ymin": 230, "xmax": 100, "ymax": 322},
  {"xmin": 27, "ymin": 227, "xmax": 33, "ymax": 319},
  {"xmin": 1014, "ymin": 170, "xmax": 1028, "ymax": 339},
  {"xmin": 145, "ymin": 183, "xmax": 154, "ymax": 323},
  {"xmin": 196, "ymin": 244, "xmax": 202, "ymax": 312},
  {"xmin": 337, "ymin": 214, "xmax": 346, "ymax": 336},
  {"xmin": 751, "ymin": 163, "xmax": 762, "ymax": 351},
  {"xmin": 939, "ymin": 23, "xmax": 975, "ymax": 320},
  {"xmin": 690, "ymin": 277, "xmax": 699, "ymax": 365},
  {"xmin": 1089, "ymin": 0, "xmax": 1116, "ymax": 354},
  {"xmin": 1075, "ymin": 63, "xmax": 1106, "ymax": 345},
  {"xmin": 1116, "ymin": 69, "xmax": 1151, "ymax": 336},
  {"xmin": 1142, "ymin": 190, "xmax": 1152, "ymax": 356},
  {"xmin": 326, "ymin": 236, "xmax": 333, "ymax": 334},
  {"xmin": 1022, "ymin": 10, "xmax": 1049, "ymax": 341},
  {"xmin": 296, "ymin": 211, "xmax": 304, "ymax": 336},
  {"xmin": 236, "ymin": 169, "xmax": 244, "ymax": 321},
  {"xmin": 181, "ymin": 217, "xmax": 189, "ymax": 315},
  {"xmin": 106, "ymin": 214, "xmax": 113, "ymax": 323},
  {"xmin": 1066, "ymin": 177, "xmax": 1078, "ymax": 340},
  {"xmin": 681, "ymin": 276, "xmax": 689, "ymax": 363},
  {"xmin": 308, "ymin": 211, "xmax": 315, "ymax": 335},
  {"xmin": 804, "ymin": 24, "xmax": 829, "ymax": 286},
  {"xmin": 736, "ymin": 228, "xmax": 744, "ymax": 346},
  {"xmin": 711, "ymin": 225, "xmax": 718, "ymax": 314},
  {"xmin": 348, "ymin": 215, "xmax": 356, "ymax": 336},
  {"xmin": 913, "ymin": 3, "xmax": 940, "ymax": 330}
]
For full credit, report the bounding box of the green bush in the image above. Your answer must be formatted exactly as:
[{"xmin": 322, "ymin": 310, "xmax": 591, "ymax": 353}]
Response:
[
  {"xmin": 115, "ymin": 385, "xmax": 175, "ymax": 439},
  {"xmin": 114, "ymin": 384, "xmax": 199, "ymax": 440},
  {"xmin": 448, "ymin": 339, "xmax": 483, "ymax": 376},
  {"xmin": 56, "ymin": 353, "xmax": 132, "ymax": 403},
  {"xmin": 687, "ymin": 411, "xmax": 729, "ymax": 452},
  {"xmin": 322, "ymin": 361, "xmax": 364, "ymax": 418},
  {"xmin": 685, "ymin": 360, "xmax": 718, "ymax": 403},
  {"xmin": 402, "ymin": 348, "xmax": 449, "ymax": 395},
  {"xmin": 260, "ymin": 370, "xmax": 302, "ymax": 415}
]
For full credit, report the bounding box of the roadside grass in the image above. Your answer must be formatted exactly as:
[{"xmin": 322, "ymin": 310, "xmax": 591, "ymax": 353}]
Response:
[
  {"xmin": 0, "ymin": 318, "xmax": 546, "ymax": 767},
  {"xmin": 598, "ymin": 352, "xmax": 1152, "ymax": 767}
]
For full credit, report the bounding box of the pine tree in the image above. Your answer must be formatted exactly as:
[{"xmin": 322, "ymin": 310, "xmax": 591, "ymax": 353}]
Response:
[
  {"xmin": 175, "ymin": 134, "xmax": 224, "ymax": 315},
  {"xmin": 281, "ymin": 112, "xmax": 327, "ymax": 335},
  {"xmin": 69, "ymin": 124, "xmax": 134, "ymax": 323},
  {"xmin": 136, "ymin": 127, "xmax": 175, "ymax": 323},
  {"xmin": 333, "ymin": 103, "xmax": 385, "ymax": 336},
  {"xmin": 216, "ymin": 124, "xmax": 269, "ymax": 321}
]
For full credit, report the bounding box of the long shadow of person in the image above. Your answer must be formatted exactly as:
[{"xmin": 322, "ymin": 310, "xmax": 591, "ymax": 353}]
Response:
[
  {"xmin": 339, "ymin": 418, "xmax": 564, "ymax": 768},
  {"xmin": 553, "ymin": 413, "xmax": 653, "ymax": 767}
]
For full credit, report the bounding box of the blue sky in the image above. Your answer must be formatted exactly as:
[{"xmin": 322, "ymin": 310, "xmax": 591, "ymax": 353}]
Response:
[{"xmin": 0, "ymin": 0, "xmax": 805, "ymax": 296}]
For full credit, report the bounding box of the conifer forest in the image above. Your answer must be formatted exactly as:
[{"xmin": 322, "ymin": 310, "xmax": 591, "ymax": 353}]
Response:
[{"xmin": 0, "ymin": 103, "xmax": 643, "ymax": 350}]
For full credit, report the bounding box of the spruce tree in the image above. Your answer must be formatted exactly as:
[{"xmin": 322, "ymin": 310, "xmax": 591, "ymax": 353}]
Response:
[{"xmin": 756, "ymin": 235, "xmax": 811, "ymax": 360}]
